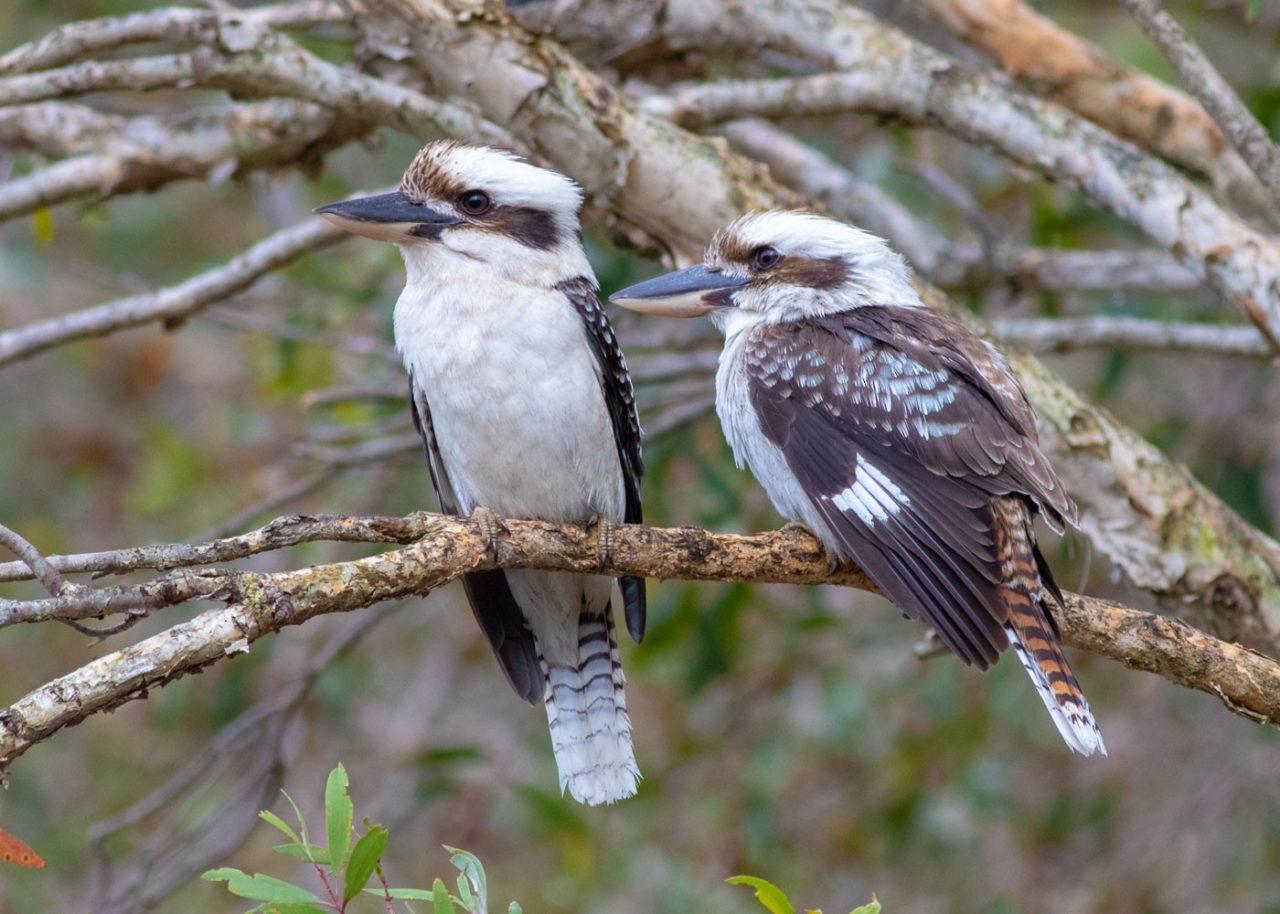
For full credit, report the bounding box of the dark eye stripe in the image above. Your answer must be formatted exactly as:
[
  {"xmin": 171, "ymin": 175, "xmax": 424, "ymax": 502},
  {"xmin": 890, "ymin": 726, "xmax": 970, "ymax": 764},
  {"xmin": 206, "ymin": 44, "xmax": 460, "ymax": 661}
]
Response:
[{"xmin": 770, "ymin": 256, "xmax": 849, "ymax": 289}]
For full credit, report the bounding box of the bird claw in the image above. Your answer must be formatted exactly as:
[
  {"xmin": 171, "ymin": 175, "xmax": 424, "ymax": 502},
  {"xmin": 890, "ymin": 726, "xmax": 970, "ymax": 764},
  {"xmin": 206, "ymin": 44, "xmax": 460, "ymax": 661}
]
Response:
[
  {"xmin": 470, "ymin": 505, "xmax": 508, "ymax": 560},
  {"xmin": 912, "ymin": 628, "xmax": 948, "ymax": 661},
  {"xmin": 588, "ymin": 514, "xmax": 615, "ymax": 571},
  {"xmin": 780, "ymin": 522, "xmax": 839, "ymax": 574}
]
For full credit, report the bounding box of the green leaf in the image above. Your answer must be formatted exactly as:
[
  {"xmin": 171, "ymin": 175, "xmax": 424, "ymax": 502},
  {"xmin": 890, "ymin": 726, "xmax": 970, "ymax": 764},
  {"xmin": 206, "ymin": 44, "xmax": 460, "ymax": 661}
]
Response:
[
  {"xmin": 259, "ymin": 811, "xmax": 303, "ymax": 849},
  {"xmin": 445, "ymin": 845, "xmax": 488, "ymax": 901},
  {"xmin": 343, "ymin": 826, "xmax": 389, "ymax": 901},
  {"xmin": 433, "ymin": 877, "xmax": 455, "ymax": 914},
  {"xmin": 324, "ymin": 764, "xmax": 353, "ymax": 872},
  {"xmin": 273, "ymin": 843, "xmax": 332, "ymax": 865},
  {"xmin": 202, "ymin": 869, "xmax": 323, "ymax": 904},
  {"xmin": 848, "ymin": 898, "xmax": 881, "ymax": 914},
  {"xmin": 508, "ymin": 904, "xmax": 523, "ymax": 914},
  {"xmin": 1246, "ymin": 0, "xmax": 1267, "ymax": 22},
  {"xmin": 363, "ymin": 888, "xmax": 439, "ymax": 900},
  {"xmin": 726, "ymin": 876, "xmax": 796, "ymax": 914},
  {"xmin": 248, "ymin": 905, "xmax": 329, "ymax": 914}
]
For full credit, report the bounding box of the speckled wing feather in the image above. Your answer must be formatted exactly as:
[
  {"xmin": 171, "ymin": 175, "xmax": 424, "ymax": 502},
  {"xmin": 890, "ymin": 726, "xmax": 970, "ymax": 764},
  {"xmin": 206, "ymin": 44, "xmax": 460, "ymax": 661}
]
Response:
[
  {"xmin": 743, "ymin": 306, "xmax": 1072, "ymax": 666},
  {"xmin": 558, "ymin": 277, "xmax": 647, "ymax": 643},
  {"xmin": 409, "ymin": 377, "xmax": 542, "ymax": 704}
]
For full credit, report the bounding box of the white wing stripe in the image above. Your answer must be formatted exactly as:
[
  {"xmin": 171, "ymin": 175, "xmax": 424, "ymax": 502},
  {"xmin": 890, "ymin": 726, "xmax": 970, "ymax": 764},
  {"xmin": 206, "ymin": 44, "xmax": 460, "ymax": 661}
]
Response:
[{"xmin": 828, "ymin": 454, "xmax": 910, "ymax": 525}]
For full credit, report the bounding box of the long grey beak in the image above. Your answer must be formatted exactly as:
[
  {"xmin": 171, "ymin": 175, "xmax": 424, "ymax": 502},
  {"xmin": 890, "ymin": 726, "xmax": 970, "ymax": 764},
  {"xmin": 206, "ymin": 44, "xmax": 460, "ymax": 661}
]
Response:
[
  {"xmin": 609, "ymin": 264, "xmax": 747, "ymax": 317},
  {"xmin": 315, "ymin": 191, "xmax": 461, "ymax": 243}
]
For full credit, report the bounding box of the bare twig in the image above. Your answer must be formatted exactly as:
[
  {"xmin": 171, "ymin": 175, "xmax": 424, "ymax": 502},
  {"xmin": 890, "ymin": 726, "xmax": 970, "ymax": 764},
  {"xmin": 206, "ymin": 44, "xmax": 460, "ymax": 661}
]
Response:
[
  {"xmin": 295, "ymin": 432, "xmax": 421, "ymax": 467},
  {"xmin": 199, "ymin": 305, "xmax": 397, "ymax": 363},
  {"xmin": 299, "ymin": 382, "xmax": 407, "ymax": 410},
  {"xmin": 1122, "ymin": 0, "xmax": 1280, "ymax": 210},
  {"xmin": 190, "ymin": 468, "xmax": 346, "ymax": 543},
  {"xmin": 1, "ymin": 512, "xmax": 1278, "ymax": 775},
  {"xmin": 0, "ymin": 511, "xmax": 416, "ymax": 586},
  {"xmin": 993, "ymin": 316, "xmax": 1275, "ymax": 359},
  {"xmin": 0, "ymin": 155, "xmax": 125, "ymax": 221},
  {"xmin": 0, "ymin": 217, "xmax": 347, "ymax": 368},
  {"xmin": 0, "ymin": 523, "xmax": 73, "ymax": 597}
]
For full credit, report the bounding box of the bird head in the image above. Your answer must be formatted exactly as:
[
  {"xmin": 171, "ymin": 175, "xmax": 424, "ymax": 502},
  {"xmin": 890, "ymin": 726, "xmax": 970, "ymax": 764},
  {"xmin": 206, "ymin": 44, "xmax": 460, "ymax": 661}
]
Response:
[
  {"xmin": 316, "ymin": 141, "xmax": 591, "ymax": 286},
  {"xmin": 611, "ymin": 211, "xmax": 919, "ymax": 325}
]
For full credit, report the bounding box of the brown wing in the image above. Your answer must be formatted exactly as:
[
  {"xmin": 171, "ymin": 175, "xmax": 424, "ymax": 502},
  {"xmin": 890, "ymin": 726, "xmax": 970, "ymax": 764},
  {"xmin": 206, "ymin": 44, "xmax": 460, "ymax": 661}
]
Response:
[{"xmin": 745, "ymin": 308, "xmax": 1073, "ymax": 668}]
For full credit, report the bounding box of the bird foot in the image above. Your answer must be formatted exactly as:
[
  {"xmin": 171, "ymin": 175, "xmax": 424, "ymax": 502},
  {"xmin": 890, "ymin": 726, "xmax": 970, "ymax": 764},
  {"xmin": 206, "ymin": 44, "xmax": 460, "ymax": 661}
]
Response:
[
  {"xmin": 588, "ymin": 514, "xmax": 616, "ymax": 571},
  {"xmin": 780, "ymin": 522, "xmax": 840, "ymax": 574},
  {"xmin": 912, "ymin": 628, "xmax": 948, "ymax": 661},
  {"xmin": 470, "ymin": 505, "xmax": 508, "ymax": 560}
]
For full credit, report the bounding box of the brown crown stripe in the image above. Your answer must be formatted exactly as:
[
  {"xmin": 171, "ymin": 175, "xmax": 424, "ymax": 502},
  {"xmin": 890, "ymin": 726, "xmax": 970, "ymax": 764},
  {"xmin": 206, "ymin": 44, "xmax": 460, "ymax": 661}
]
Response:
[{"xmin": 401, "ymin": 141, "xmax": 468, "ymax": 203}]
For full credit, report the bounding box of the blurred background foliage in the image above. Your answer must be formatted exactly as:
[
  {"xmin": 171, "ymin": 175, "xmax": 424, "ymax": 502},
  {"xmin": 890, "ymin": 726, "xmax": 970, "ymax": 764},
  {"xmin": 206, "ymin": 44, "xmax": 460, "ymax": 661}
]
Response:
[{"xmin": 2, "ymin": 1, "xmax": 1280, "ymax": 912}]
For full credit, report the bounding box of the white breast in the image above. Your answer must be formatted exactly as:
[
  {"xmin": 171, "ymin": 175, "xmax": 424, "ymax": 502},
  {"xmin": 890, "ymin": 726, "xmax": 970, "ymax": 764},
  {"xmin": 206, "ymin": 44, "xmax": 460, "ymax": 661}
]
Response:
[{"xmin": 394, "ymin": 252, "xmax": 624, "ymax": 523}]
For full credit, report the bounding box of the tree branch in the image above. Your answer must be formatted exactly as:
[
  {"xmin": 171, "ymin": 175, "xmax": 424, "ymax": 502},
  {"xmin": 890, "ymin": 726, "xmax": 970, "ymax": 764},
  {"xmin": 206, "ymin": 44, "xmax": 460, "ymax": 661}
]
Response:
[
  {"xmin": 0, "ymin": 215, "xmax": 347, "ymax": 368},
  {"xmin": 912, "ymin": 0, "xmax": 1273, "ymax": 220},
  {"xmin": 992, "ymin": 316, "xmax": 1275, "ymax": 359},
  {"xmin": 1122, "ymin": 0, "xmax": 1280, "ymax": 210},
  {"xmin": 0, "ymin": 512, "xmax": 1276, "ymax": 776},
  {"xmin": 0, "ymin": 100, "xmax": 371, "ymax": 222},
  {"xmin": 0, "ymin": 523, "xmax": 74, "ymax": 597}
]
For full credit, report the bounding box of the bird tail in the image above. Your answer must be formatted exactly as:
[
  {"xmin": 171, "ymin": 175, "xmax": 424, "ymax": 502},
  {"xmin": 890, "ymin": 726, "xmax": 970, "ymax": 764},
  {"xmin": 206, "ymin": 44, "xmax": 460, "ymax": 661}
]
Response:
[
  {"xmin": 542, "ymin": 600, "xmax": 641, "ymax": 805},
  {"xmin": 1004, "ymin": 593, "xmax": 1106, "ymax": 756}
]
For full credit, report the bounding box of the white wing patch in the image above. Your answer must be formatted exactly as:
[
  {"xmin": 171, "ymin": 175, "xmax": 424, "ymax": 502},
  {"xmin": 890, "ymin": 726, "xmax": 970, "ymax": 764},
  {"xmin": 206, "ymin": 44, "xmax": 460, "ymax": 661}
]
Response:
[{"xmin": 829, "ymin": 454, "xmax": 909, "ymax": 526}]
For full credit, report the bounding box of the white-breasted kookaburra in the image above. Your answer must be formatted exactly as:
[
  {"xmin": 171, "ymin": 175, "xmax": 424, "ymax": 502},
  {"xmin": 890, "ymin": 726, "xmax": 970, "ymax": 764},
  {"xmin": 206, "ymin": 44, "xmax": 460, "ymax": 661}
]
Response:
[
  {"xmin": 611, "ymin": 211, "xmax": 1104, "ymax": 756},
  {"xmin": 316, "ymin": 142, "xmax": 646, "ymax": 804}
]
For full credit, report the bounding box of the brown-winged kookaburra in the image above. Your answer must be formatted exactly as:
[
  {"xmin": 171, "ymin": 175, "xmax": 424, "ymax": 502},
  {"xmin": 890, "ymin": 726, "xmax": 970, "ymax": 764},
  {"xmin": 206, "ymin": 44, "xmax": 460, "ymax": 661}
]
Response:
[
  {"xmin": 316, "ymin": 142, "xmax": 646, "ymax": 804},
  {"xmin": 611, "ymin": 211, "xmax": 1104, "ymax": 756}
]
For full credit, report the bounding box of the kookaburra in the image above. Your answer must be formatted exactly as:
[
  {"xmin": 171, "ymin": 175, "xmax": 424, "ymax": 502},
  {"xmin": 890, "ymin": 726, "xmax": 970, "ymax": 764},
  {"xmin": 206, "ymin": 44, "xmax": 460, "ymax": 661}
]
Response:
[
  {"xmin": 316, "ymin": 142, "xmax": 646, "ymax": 804},
  {"xmin": 611, "ymin": 211, "xmax": 1104, "ymax": 756}
]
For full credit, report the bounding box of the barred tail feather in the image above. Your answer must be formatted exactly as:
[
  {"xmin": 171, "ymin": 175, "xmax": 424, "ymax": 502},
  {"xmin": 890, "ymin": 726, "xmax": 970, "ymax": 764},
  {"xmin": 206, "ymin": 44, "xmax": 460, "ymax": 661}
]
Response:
[
  {"xmin": 543, "ymin": 602, "xmax": 640, "ymax": 805},
  {"xmin": 1005, "ymin": 599, "xmax": 1106, "ymax": 756}
]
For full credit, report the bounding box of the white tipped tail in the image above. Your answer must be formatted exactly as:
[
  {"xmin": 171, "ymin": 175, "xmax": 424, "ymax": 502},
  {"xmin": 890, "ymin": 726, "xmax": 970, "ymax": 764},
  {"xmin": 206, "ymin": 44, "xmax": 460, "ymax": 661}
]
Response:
[
  {"xmin": 543, "ymin": 603, "xmax": 640, "ymax": 805},
  {"xmin": 1005, "ymin": 623, "xmax": 1106, "ymax": 756}
]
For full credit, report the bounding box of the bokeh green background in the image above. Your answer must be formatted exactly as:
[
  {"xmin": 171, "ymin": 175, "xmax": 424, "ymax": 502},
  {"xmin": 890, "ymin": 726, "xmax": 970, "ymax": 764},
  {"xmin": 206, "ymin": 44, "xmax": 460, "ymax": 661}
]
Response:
[{"xmin": 2, "ymin": 1, "xmax": 1279, "ymax": 911}]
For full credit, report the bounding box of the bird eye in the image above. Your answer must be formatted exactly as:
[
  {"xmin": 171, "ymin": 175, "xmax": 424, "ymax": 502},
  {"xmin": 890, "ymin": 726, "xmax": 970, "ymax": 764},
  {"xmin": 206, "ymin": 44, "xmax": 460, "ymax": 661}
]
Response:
[
  {"xmin": 751, "ymin": 246, "xmax": 781, "ymax": 270},
  {"xmin": 457, "ymin": 190, "xmax": 492, "ymax": 216}
]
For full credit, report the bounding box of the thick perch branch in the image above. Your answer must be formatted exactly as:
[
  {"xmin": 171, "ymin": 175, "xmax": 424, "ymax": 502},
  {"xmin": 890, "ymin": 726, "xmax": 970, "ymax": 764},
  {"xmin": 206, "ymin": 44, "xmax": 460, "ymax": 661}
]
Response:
[{"xmin": 0, "ymin": 512, "xmax": 1278, "ymax": 775}]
